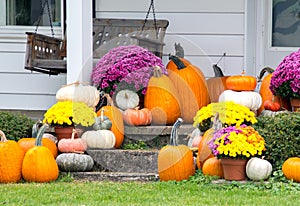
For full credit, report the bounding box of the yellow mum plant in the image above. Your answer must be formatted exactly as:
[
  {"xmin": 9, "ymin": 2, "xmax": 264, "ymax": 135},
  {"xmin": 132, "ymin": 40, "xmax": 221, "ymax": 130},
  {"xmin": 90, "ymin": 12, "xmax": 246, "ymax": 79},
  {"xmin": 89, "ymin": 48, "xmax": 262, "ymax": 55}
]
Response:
[
  {"xmin": 208, "ymin": 125, "xmax": 266, "ymax": 159},
  {"xmin": 43, "ymin": 101, "xmax": 96, "ymax": 127},
  {"xmin": 193, "ymin": 101, "xmax": 257, "ymax": 132}
]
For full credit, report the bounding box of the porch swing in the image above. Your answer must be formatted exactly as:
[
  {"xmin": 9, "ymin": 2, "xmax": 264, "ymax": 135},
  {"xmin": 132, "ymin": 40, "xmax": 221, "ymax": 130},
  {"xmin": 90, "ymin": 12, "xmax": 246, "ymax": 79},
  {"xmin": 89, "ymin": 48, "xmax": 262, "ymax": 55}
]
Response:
[
  {"xmin": 24, "ymin": 0, "xmax": 169, "ymax": 75},
  {"xmin": 24, "ymin": 0, "xmax": 66, "ymax": 75}
]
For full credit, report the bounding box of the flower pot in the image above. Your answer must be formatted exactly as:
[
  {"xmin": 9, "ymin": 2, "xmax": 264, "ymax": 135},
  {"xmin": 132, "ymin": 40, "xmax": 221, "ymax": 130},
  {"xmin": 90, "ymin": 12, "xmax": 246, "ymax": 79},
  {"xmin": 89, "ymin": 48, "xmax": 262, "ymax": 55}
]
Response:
[
  {"xmin": 221, "ymin": 158, "xmax": 247, "ymax": 181},
  {"xmin": 54, "ymin": 126, "xmax": 79, "ymax": 141},
  {"xmin": 290, "ymin": 98, "xmax": 300, "ymax": 112}
]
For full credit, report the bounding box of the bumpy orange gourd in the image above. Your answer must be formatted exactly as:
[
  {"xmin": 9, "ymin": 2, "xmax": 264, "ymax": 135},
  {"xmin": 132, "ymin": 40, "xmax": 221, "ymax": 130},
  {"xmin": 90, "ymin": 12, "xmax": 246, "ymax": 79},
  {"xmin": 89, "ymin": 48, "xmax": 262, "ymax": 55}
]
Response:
[
  {"xmin": 22, "ymin": 124, "xmax": 59, "ymax": 183},
  {"xmin": 58, "ymin": 129, "xmax": 87, "ymax": 153},
  {"xmin": 97, "ymin": 94, "xmax": 124, "ymax": 148},
  {"xmin": 257, "ymin": 67, "xmax": 291, "ymax": 114},
  {"xmin": 202, "ymin": 157, "xmax": 224, "ymax": 178},
  {"xmin": 123, "ymin": 107, "xmax": 152, "ymax": 126},
  {"xmin": 282, "ymin": 157, "xmax": 300, "ymax": 182},
  {"xmin": 206, "ymin": 64, "xmax": 229, "ymax": 102},
  {"xmin": 226, "ymin": 70, "xmax": 257, "ymax": 91},
  {"xmin": 167, "ymin": 55, "xmax": 210, "ymax": 123},
  {"xmin": 158, "ymin": 118, "xmax": 195, "ymax": 181},
  {"xmin": 144, "ymin": 66, "xmax": 181, "ymax": 125},
  {"xmin": 0, "ymin": 130, "xmax": 24, "ymax": 183}
]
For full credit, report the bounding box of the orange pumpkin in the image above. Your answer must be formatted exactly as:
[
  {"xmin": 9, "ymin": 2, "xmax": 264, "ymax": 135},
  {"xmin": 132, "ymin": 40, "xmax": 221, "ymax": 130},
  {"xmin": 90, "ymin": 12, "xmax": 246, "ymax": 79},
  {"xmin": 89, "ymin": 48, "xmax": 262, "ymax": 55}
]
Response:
[
  {"xmin": 0, "ymin": 130, "xmax": 24, "ymax": 183},
  {"xmin": 123, "ymin": 107, "xmax": 152, "ymax": 126},
  {"xmin": 97, "ymin": 94, "xmax": 124, "ymax": 148},
  {"xmin": 18, "ymin": 123, "xmax": 58, "ymax": 158},
  {"xmin": 206, "ymin": 64, "xmax": 229, "ymax": 102},
  {"xmin": 202, "ymin": 157, "xmax": 224, "ymax": 178},
  {"xmin": 158, "ymin": 118, "xmax": 195, "ymax": 181},
  {"xmin": 257, "ymin": 67, "xmax": 291, "ymax": 114},
  {"xmin": 167, "ymin": 55, "xmax": 210, "ymax": 123},
  {"xmin": 144, "ymin": 66, "xmax": 181, "ymax": 125},
  {"xmin": 282, "ymin": 157, "xmax": 300, "ymax": 182},
  {"xmin": 226, "ymin": 70, "xmax": 257, "ymax": 91}
]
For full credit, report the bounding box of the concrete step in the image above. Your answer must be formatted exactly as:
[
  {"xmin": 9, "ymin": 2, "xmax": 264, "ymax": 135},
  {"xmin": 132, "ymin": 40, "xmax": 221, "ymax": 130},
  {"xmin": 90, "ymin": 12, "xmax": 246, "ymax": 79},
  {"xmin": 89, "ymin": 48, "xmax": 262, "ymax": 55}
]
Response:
[
  {"xmin": 65, "ymin": 171, "xmax": 159, "ymax": 182},
  {"xmin": 87, "ymin": 149, "xmax": 159, "ymax": 173}
]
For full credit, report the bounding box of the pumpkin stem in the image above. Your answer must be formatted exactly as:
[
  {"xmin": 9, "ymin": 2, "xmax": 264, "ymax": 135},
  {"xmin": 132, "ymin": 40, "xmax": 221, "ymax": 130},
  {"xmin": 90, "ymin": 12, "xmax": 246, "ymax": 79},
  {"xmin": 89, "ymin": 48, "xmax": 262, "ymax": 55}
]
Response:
[
  {"xmin": 168, "ymin": 55, "xmax": 186, "ymax": 70},
  {"xmin": 71, "ymin": 129, "xmax": 76, "ymax": 140},
  {"xmin": 170, "ymin": 118, "xmax": 183, "ymax": 146},
  {"xmin": 35, "ymin": 124, "xmax": 49, "ymax": 146},
  {"xmin": 104, "ymin": 93, "xmax": 115, "ymax": 107},
  {"xmin": 212, "ymin": 64, "xmax": 225, "ymax": 77},
  {"xmin": 212, "ymin": 113, "xmax": 222, "ymax": 131},
  {"xmin": 32, "ymin": 120, "xmax": 43, "ymax": 138},
  {"xmin": 257, "ymin": 67, "xmax": 274, "ymax": 82},
  {"xmin": 0, "ymin": 130, "xmax": 7, "ymax": 142},
  {"xmin": 100, "ymin": 108, "xmax": 104, "ymax": 122}
]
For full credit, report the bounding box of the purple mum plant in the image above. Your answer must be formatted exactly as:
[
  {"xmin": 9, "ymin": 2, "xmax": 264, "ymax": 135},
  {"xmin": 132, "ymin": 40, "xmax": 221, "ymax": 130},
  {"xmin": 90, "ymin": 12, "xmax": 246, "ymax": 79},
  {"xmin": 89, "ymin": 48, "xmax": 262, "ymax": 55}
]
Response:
[
  {"xmin": 270, "ymin": 49, "xmax": 300, "ymax": 98},
  {"xmin": 91, "ymin": 45, "xmax": 167, "ymax": 97}
]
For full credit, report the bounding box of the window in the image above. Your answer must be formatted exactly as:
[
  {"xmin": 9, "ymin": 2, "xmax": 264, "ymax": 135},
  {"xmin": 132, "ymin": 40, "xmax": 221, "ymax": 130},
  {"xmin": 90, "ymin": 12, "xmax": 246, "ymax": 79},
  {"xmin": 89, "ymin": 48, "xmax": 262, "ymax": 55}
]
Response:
[
  {"xmin": 2, "ymin": 0, "xmax": 62, "ymax": 26},
  {"xmin": 272, "ymin": 0, "xmax": 300, "ymax": 47}
]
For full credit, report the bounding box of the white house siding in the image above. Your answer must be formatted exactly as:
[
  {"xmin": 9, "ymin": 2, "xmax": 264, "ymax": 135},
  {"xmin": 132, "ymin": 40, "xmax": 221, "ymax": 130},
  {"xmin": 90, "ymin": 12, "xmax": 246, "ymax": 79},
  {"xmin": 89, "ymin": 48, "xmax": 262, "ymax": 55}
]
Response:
[
  {"xmin": 0, "ymin": 26, "xmax": 65, "ymax": 112},
  {"xmin": 96, "ymin": 0, "xmax": 246, "ymax": 78}
]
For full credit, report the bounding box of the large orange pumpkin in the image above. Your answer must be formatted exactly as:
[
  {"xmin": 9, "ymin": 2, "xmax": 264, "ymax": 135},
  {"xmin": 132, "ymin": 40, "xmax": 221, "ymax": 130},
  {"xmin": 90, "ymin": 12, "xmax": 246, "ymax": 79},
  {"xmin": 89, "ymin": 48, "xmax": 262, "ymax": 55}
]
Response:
[
  {"xmin": 167, "ymin": 55, "xmax": 210, "ymax": 123},
  {"xmin": 0, "ymin": 130, "xmax": 24, "ymax": 183},
  {"xmin": 97, "ymin": 94, "xmax": 124, "ymax": 148},
  {"xmin": 144, "ymin": 66, "xmax": 181, "ymax": 125},
  {"xmin": 226, "ymin": 70, "xmax": 257, "ymax": 91},
  {"xmin": 257, "ymin": 67, "xmax": 291, "ymax": 114},
  {"xmin": 206, "ymin": 64, "xmax": 229, "ymax": 102},
  {"xmin": 158, "ymin": 118, "xmax": 195, "ymax": 181}
]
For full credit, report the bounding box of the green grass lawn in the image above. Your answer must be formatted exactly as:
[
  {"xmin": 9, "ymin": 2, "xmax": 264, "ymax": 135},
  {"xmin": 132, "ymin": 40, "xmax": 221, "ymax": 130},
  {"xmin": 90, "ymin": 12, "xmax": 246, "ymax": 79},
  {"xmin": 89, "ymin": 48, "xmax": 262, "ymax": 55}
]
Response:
[{"xmin": 1, "ymin": 172, "xmax": 300, "ymax": 206}]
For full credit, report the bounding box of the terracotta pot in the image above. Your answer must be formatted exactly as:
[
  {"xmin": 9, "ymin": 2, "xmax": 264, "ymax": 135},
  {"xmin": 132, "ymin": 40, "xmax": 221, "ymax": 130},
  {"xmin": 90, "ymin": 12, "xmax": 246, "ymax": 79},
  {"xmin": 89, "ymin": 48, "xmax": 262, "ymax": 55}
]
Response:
[
  {"xmin": 221, "ymin": 158, "xmax": 248, "ymax": 181},
  {"xmin": 54, "ymin": 126, "xmax": 79, "ymax": 141},
  {"xmin": 290, "ymin": 98, "xmax": 300, "ymax": 112}
]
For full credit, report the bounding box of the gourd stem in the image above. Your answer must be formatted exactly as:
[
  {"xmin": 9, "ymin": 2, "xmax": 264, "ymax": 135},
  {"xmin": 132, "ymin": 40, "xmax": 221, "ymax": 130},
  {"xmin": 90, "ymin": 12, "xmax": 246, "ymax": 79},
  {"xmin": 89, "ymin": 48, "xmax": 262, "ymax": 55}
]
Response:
[
  {"xmin": 104, "ymin": 93, "xmax": 115, "ymax": 107},
  {"xmin": 71, "ymin": 129, "xmax": 76, "ymax": 140},
  {"xmin": 0, "ymin": 130, "xmax": 7, "ymax": 142},
  {"xmin": 257, "ymin": 67, "xmax": 274, "ymax": 82},
  {"xmin": 169, "ymin": 55, "xmax": 186, "ymax": 70},
  {"xmin": 170, "ymin": 118, "xmax": 183, "ymax": 146},
  {"xmin": 35, "ymin": 124, "xmax": 49, "ymax": 146}
]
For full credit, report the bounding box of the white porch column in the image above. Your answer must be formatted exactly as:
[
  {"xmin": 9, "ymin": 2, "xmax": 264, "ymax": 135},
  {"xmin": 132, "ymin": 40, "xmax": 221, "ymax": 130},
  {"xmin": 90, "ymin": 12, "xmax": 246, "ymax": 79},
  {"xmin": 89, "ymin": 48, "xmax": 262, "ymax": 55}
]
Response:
[{"xmin": 66, "ymin": 0, "xmax": 93, "ymax": 83}]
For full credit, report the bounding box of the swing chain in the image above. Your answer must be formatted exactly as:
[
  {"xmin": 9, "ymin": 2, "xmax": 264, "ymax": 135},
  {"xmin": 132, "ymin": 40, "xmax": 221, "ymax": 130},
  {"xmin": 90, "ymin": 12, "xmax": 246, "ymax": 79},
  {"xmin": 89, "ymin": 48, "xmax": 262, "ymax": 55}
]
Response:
[
  {"xmin": 34, "ymin": 0, "xmax": 55, "ymax": 37},
  {"xmin": 141, "ymin": 0, "xmax": 158, "ymax": 39}
]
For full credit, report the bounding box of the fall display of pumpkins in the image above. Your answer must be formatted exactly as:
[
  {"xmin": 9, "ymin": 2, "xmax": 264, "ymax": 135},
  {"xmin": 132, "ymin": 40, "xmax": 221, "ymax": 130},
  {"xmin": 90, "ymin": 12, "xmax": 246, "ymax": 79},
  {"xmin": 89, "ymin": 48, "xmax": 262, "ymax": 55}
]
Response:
[{"xmin": 2, "ymin": 45, "xmax": 300, "ymax": 185}]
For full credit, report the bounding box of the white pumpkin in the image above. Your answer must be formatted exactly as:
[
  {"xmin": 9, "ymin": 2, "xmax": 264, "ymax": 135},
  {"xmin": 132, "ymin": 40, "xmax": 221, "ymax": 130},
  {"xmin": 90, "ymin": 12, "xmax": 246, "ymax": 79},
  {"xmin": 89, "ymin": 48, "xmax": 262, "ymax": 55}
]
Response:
[
  {"xmin": 115, "ymin": 89, "xmax": 139, "ymax": 110},
  {"xmin": 218, "ymin": 90, "xmax": 262, "ymax": 111},
  {"xmin": 246, "ymin": 157, "xmax": 273, "ymax": 181},
  {"xmin": 56, "ymin": 81, "xmax": 100, "ymax": 108},
  {"xmin": 81, "ymin": 130, "xmax": 116, "ymax": 149},
  {"xmin": 260, "ymin": 109, "xmax": 289, "ymax": 117}
]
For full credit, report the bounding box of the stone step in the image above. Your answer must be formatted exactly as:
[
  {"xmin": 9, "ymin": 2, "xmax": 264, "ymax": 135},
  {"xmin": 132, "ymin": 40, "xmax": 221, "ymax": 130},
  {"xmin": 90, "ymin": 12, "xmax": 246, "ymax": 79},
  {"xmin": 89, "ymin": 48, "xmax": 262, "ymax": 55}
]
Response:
[
  {"xmin": 65, "ymin": 171, "xmax": 159, "ymax": 182},
  {"xmin": 87, "ymin": 149, "xmax": 159, "ymax": 173}
]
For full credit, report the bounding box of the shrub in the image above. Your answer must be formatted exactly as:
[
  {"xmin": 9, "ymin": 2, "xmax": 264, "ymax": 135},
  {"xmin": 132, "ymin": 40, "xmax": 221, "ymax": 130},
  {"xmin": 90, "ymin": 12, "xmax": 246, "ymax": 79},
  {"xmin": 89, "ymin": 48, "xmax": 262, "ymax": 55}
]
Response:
[
  {"xmin": 252, "ymin": 112, "xmax": 300, "ymax": 171},
  {"xmin": 0, "ymin": 111, "xmax": 35, "ymax": 141}
]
